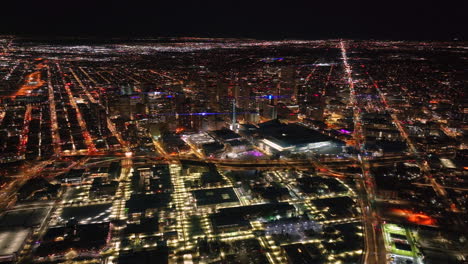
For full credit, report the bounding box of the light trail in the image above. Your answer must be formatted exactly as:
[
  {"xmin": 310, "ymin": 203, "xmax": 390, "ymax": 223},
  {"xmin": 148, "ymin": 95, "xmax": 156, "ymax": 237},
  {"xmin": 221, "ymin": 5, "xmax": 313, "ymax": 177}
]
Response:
[
  {"xmin": 303, "ymin": 59, "xmax": 321, "ymax": 85},
  {"xmin": 149, "ymin": 69, "xmax": 178, "ymax": 81},
  {"xmin": 340, "ymin": 40, "xmax": 380, "ymax": 264},
  {"xmin": 57, "ymin": 63, "xmax": 97, "ymax": 153},
  {"xmin": 69, "ymin": 67, "xmax": 97, "ymax": 104},
  {"xmin": 322, "ymin": 64, "xmax": 334, "ymax": 96},
  {"xmin": 0, "ymin": 160, "xmax": 53, "ymax": 212},
  {"xmin": 96, "ymin": 71, "xmax": 111, "ymax": 84},
  {"xmin": 18, "ymin": 104, "xmax": 32, "ymax": 159},
  {"xmin": 69, "ymin": 66, "xmax": 129, "ymax": 151},
  {"xmin": 46, "ymin": 66, "xmax": 61, "ymax": 156},
  {"xmin": 78, "ymin": 66, "xmax": 98, "ymax": 85}
]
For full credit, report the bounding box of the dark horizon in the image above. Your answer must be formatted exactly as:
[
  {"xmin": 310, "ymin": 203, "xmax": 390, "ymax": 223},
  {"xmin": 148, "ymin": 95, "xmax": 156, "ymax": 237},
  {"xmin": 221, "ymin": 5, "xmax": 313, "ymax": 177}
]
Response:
[
  {"xmin": 1, "ymin": 0, "xmax": 466, "ymax": 41},
  {"xmin": 3, "ymin": 33, "xmax": 467, "ymax": 42}
]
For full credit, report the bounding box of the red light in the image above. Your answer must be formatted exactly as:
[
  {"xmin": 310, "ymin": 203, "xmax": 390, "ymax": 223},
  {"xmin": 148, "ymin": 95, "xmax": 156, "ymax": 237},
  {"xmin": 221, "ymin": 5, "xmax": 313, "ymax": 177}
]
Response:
[{"xmin": 391, "ymin": 209, "xmax": 436, "ymax": 226}]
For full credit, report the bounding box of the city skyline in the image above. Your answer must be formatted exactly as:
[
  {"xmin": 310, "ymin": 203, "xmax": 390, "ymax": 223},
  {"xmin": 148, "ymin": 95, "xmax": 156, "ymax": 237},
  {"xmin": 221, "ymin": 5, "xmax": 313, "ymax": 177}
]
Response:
[{"xmin": 0, "ymin": 27, "xmax": 466, "ymax": 264}]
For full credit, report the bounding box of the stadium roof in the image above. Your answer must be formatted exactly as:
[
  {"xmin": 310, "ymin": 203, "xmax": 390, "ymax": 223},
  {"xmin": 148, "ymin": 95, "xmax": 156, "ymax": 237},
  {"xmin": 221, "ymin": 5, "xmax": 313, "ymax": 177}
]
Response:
[{"xmin": 258, "ymin": 121, "xmax": 338, "ymax": 148}]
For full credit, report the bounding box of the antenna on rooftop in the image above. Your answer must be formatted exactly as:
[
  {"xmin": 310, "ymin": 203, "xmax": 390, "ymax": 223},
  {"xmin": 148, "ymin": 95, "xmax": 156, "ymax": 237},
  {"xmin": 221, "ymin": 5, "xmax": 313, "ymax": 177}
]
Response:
[{"xmin": 231, "ymin": 99, "xmax": 237, "ymax": 131}]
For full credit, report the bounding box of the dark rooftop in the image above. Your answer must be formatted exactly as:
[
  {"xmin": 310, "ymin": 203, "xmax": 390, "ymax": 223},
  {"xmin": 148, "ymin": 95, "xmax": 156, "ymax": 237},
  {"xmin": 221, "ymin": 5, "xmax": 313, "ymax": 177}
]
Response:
[{"xmin": 192, "ymin": 187, "xmax": 239, "ymax": 206}]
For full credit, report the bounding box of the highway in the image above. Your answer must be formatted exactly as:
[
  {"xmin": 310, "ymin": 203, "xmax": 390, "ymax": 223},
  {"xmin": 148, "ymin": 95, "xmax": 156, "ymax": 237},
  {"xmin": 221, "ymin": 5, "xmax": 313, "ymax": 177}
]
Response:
[
  {"xmin": 340, "ymin": 40, "xmax": 382, "ymax": 264},
  {"xmin": 46, "ymin": 66, "xmax": 62, "ymax": 156},
  {"xmin": 0, "ymin": 160, "xmax": 53, "ymax": 212},
  {"xmin": 18, "ymin": 104, "xmax": 32, "ymax": 158}
]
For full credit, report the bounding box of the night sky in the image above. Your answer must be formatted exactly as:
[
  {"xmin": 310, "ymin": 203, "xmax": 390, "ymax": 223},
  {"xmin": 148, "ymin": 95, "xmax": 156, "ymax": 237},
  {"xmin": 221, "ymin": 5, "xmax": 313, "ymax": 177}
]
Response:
[{"xmin": 1, "ymin": 0, "xmax": 466, "ymax": 40}]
